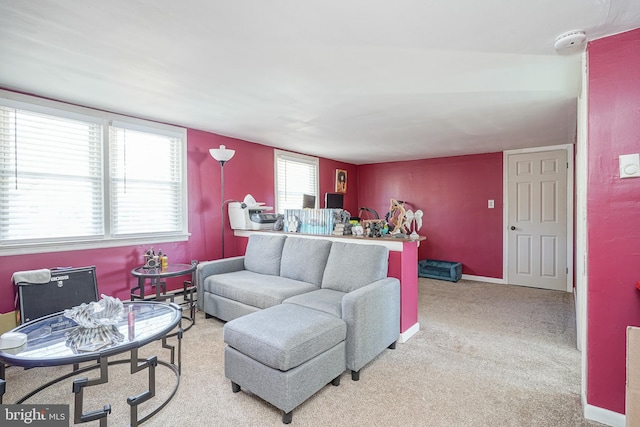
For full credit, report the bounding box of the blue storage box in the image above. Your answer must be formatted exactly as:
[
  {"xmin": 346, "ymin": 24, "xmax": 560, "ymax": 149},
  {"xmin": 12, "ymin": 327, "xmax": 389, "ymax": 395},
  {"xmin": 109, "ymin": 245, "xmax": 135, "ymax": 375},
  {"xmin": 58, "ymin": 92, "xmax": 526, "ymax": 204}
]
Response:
[{"xmin": 417, "ymin": 259, "xmax": 462, "ymax": 282}]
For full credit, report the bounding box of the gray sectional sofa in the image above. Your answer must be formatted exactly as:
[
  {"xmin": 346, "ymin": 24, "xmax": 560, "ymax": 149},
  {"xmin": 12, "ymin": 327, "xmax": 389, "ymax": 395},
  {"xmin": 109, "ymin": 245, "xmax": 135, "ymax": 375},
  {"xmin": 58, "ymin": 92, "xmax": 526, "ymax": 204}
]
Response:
[{"xmin": 196, "ymin": 233, "xmax": 401, "ymax": 381}]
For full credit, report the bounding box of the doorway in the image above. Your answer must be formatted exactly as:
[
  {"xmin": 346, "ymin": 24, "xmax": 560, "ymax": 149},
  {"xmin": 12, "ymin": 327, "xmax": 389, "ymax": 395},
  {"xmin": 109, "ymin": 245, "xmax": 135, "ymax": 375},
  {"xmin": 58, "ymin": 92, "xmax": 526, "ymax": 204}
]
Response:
[{"xmin": 503, "ymin": 146, "xmax": 574, "ymax": 292}]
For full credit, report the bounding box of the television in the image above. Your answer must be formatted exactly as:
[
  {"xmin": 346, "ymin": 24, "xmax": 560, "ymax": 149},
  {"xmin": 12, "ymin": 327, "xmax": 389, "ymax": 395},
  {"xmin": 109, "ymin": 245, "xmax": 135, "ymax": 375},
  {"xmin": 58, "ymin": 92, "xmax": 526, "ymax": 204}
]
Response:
[
  {"xmin": 325, "ymin": 193, "xmax": 344, "ymax": 209},
  {"xmin": 302, "ymin": 194, "xmax": 316, "ymax": 209}
]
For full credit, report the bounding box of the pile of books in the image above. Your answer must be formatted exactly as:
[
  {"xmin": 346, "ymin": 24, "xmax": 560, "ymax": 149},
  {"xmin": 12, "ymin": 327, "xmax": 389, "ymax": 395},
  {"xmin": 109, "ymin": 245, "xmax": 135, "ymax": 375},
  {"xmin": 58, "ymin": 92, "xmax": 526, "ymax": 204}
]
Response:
[{"xmin": 333, "ymin": 222, "xmax": 353, "ymax": 236}]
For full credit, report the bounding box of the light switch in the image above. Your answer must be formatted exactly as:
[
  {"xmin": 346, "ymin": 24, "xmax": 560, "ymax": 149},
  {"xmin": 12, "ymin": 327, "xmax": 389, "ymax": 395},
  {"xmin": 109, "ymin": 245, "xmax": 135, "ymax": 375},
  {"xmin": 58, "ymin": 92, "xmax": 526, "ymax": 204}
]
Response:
[
  {"xmin": 620, "ymin": 153, "xmax": 640, "ymax": 178},
  {"xmin": 488, "ymin": 200, "xmax": 494, "ymax": 209}
]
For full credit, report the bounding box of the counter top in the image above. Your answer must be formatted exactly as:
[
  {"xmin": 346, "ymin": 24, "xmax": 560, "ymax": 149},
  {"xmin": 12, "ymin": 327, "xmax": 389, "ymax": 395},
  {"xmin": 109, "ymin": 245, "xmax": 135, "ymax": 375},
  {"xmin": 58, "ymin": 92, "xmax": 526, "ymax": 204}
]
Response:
[{"xmin": 233, "ymin": 229, "xmax": 425, "ymax": 251}]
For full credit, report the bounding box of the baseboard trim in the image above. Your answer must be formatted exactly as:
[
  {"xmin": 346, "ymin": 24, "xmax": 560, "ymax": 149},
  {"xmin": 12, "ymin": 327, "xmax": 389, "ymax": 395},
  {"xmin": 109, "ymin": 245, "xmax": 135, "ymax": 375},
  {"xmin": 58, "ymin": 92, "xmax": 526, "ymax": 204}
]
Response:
[
  {"xmin": 584, "ymin": 401, "xmax": 625, "ymax": 427},
  {"xmin": 399, "ymin": 322, "xmax": 419, "ymax": 343},
  {"xmin": 460, "ymin": 274, "xmax": 505, "ymax": 284}
]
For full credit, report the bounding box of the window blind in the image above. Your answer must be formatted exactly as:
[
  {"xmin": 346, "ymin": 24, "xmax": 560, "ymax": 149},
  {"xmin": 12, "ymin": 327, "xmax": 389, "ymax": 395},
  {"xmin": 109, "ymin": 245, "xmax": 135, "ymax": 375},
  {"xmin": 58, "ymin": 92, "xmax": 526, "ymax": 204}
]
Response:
[
  {"xmin": 0, "ymin": 91, "xmax": 188, "ymax": 254},
  {"xmin": 275, "ymin": 151, "xmax": 318, "ymax": 214},
  {"xmin": 0, "ymin": 106, "xmax": 103, "ymax": 243},
  {"xmin": 109, "ymin": 125, "xmax": 184, "ymax": 236}
]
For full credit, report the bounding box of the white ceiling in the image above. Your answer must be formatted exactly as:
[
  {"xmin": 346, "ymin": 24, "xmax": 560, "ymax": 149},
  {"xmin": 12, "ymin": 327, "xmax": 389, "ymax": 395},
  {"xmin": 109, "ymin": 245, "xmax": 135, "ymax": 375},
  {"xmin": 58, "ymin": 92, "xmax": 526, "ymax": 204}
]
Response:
[{"xmin": 1, "ymin": 1, "xmax": 639, "ymax": 164}]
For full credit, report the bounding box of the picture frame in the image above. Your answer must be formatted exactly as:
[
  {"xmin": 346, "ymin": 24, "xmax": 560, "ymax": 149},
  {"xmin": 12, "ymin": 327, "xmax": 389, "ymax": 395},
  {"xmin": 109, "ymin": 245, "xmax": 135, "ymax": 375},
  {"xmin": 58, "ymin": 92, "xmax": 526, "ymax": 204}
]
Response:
[{"xmin": 335, "ymin": 169, "xmax": 347, "ymax": 193}]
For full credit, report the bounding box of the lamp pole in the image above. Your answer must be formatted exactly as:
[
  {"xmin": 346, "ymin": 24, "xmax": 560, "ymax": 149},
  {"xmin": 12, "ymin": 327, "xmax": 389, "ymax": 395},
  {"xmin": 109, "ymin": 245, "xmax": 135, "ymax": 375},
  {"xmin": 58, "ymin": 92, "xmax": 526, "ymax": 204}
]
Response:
[
  {"xmin": 209, "ymin": 145, "xmax": 235, "ymax": 259},
  {"xmin": 219, "ymin": 162, "xmax": 226, "ymax": 258}
]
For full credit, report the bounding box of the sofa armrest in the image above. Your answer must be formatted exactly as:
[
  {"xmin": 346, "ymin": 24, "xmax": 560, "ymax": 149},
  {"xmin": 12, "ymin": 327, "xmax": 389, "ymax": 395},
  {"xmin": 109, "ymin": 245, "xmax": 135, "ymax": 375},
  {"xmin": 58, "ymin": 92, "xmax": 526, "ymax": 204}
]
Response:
[
  {"xmin": 196, "ymin": 256, "xmax": 245, "ymax": 310},
  {"xmin": 341, "ymin": 277, "xmax": 400, "ymax": 373}
]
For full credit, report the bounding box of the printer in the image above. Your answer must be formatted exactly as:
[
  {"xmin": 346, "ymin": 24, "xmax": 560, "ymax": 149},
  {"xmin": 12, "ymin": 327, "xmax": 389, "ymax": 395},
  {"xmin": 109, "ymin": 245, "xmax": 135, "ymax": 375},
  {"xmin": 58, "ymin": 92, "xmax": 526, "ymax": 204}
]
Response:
[{"xmin": 229, "ymin": 194, "xmax": 278, "ymax": 230}]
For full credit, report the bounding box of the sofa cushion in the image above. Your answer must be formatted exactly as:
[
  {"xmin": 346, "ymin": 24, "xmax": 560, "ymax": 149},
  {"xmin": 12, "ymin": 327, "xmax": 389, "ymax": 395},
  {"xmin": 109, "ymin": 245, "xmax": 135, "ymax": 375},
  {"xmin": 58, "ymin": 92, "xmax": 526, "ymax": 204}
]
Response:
[
  {"xmin": 283, "ymin": 289, "xmax": 345, "ymax": 318},
  {"xmin": 244, "ymin": 234, "xmax": 287, "ymax": 276},
  {"xmin": 204, "ymin": 270, "xmax": 318, "ymax": 309},
  {"xmin": 321, "ymin": 242, "xmax": 389, "ymax": 292},
  {"xmin": 280, "ymin": 237, "xmax": 332, "ymax": 286},
  {"xmin": 223, "ymin": 304, "xmax": 346, "ymax": 371}
]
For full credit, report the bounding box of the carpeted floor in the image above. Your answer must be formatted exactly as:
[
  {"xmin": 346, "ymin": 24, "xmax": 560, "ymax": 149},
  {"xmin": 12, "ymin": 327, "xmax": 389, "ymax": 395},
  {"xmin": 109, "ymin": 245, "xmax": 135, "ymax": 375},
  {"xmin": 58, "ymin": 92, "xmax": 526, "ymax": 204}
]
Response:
[{"xmin": 2, "ymin": 278, "xmax": 602, "ymax": 426}]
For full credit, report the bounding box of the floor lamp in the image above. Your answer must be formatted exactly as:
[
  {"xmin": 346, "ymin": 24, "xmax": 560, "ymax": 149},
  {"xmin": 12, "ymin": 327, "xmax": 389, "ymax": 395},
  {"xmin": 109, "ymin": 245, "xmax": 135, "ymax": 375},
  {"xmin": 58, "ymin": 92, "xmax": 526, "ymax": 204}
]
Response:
[{"xmin": 209, "ymin": 144, "xmax": 235, "ymax": 258}]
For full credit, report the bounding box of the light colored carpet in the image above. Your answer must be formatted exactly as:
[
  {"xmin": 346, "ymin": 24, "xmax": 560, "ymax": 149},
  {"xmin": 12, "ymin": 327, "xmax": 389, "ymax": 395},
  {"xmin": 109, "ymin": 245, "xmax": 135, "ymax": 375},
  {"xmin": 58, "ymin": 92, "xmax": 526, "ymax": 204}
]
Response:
[{"xmin": 2, "ymin": 278, "xmax": 602, "ymax": 426}]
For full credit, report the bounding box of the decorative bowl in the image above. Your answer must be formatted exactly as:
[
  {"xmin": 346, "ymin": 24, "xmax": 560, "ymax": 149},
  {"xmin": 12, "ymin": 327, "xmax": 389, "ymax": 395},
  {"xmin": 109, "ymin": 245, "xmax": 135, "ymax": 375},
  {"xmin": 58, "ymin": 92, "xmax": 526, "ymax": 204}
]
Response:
[{"xmin": 63, "ymin": 294, "xmax": 124, "ymax": 328}]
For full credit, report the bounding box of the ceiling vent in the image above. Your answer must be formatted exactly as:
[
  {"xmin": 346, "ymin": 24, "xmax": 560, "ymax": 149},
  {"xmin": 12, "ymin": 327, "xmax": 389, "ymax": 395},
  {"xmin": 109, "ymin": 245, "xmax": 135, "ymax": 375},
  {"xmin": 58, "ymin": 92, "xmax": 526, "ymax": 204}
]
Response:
[{"xmin": 554, "ymin": 30, "xmax": 587, "ymax": 51}]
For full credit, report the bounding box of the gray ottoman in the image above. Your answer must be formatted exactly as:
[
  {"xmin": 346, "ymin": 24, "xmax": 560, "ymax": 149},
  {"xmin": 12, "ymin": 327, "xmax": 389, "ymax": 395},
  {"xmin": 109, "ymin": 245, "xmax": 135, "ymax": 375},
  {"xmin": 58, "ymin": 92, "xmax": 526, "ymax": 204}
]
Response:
[{"xmin": 223, "ymin": 304, "xmax": 347, "ymax": 424}]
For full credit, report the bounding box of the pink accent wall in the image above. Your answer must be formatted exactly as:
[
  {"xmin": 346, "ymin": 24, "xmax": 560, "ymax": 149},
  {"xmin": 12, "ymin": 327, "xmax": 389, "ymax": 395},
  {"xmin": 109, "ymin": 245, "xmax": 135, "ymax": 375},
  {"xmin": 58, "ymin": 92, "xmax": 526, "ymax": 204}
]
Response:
[
  {"xmin": 587, "ymin": 28, "xmax": 640, "ymax": 414},
  {"xmin": 0, "ymin": 122, "xmax": 356, "ymax": 314},
  {"xmin": 192, "ymin": 130, "xmax": 277, "ymax": 259},
  {"xmin": 357, "ymin": 153, "xmax": 504, "ymax": 278}
]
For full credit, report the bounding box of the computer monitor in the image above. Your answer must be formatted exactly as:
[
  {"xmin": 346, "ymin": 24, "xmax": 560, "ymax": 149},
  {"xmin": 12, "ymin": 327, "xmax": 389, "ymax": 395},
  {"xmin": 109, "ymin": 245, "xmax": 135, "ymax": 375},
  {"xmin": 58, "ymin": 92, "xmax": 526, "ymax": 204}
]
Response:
[
  {"xmin": 302, "ymin": 194, "xmax": 316, "ymax": 209},
  {"xmin": 325, "ymin": 193, "xmax": 344, "ymax": 209}
]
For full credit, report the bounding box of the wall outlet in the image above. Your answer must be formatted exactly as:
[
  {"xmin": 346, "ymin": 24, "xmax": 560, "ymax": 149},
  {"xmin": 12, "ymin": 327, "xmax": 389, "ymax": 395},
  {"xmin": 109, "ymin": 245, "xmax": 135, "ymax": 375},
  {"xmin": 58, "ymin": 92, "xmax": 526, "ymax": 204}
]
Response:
[
  {"xmin": 620, "ymin": 153, "xmax": 640, "ymax": 178},
  {"xmin": 488, "ymin": 199, "xmax": 495, "ymax": 209}
]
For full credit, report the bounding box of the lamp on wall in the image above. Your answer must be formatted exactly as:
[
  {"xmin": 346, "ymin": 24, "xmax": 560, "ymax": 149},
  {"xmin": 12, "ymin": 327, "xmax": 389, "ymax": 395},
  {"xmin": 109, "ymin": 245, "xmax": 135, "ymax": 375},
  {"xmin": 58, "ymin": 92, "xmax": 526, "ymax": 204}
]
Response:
[{"xmin": 209, "ymin": 144, "xmax": 236, "ymax": 258}]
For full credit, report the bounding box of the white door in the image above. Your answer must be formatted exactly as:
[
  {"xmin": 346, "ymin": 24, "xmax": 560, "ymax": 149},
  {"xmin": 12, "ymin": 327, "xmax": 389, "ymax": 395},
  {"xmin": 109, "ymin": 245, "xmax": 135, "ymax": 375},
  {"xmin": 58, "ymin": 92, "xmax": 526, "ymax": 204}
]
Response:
[{"xmin": 507, "ymin": 150, "xmax": 568, "ymax": 291}]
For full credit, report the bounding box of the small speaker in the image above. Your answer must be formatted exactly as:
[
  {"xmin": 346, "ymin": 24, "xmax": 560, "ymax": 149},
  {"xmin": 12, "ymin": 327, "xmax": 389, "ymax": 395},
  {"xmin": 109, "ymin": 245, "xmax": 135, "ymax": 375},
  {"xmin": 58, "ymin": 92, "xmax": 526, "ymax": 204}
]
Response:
[{"xmin": 17, "ymin": 266, "xmax": 99, "ymax": 323}]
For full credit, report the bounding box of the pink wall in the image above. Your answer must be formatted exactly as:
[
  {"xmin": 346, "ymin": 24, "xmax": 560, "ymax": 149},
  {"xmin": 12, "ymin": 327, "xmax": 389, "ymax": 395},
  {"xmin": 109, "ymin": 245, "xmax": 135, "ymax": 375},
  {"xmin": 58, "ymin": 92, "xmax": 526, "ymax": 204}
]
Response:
[
  {"xmin": 587, "ymin": 28, "xmax": 640, "ymax": 414},
  {"xmin": 0, "ymin": 118, "xmax": 356, "ymax": 314},
  {"xmin": 357, "ymin": 153, "xmax": 503, "ymax": 278},
  {"xmin": 193, "ymin": 130, "xmax": 278, "ymax": 259}
]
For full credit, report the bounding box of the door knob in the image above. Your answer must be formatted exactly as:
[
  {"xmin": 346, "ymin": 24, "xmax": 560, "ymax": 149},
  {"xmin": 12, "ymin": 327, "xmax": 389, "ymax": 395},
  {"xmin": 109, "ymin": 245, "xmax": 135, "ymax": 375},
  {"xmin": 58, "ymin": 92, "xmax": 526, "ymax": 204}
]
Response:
[{"xmin": 510, "ymin": 226, "xmax": 516, "ymax": 230}]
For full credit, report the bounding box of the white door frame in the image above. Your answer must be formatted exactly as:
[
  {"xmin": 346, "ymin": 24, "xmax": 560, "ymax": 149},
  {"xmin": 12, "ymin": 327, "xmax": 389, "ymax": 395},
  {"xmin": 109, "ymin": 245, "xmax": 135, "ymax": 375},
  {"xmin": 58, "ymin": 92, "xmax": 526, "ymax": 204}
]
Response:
[{"xmin": 502, "ymin": 144, "xmax": 574, "ymax": 292}]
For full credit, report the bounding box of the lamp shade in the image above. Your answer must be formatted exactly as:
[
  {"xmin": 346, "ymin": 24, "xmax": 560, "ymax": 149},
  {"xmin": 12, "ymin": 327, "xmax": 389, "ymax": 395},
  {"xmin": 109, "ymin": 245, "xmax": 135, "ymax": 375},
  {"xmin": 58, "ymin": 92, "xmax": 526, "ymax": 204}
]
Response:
[{"xmin": 209, "ymin": 145, "xmax": 235, "ymax": 162}]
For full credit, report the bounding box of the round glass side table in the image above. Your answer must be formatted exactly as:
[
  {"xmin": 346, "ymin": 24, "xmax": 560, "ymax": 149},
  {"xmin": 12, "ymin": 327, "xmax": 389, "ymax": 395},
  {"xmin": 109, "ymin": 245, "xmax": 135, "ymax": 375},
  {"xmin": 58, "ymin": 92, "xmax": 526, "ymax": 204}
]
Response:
[{"xmin": 130, "ymin": 261, "xmax": 197, "ymax": 329}]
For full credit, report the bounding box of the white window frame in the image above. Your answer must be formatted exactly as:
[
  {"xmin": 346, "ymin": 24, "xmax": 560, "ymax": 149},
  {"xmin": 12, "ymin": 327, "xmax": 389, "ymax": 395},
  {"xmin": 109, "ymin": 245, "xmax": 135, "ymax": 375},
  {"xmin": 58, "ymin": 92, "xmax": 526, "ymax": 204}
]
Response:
[
  {"xmin": 0, "ymin": 90, "xmax": 189, "ymax": 256},
  {"xmin": 274, "ymin": 149, "xmax": 319, "ymax": 214}
]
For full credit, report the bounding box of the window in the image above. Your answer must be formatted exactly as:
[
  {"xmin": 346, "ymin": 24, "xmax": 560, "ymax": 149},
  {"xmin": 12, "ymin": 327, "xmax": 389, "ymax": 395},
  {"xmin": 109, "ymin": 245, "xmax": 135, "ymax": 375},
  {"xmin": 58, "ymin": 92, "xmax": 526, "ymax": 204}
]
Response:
[
  {"xmin": 109, "ymin": 122, "xmax": 184, "ymax": 236},
  {"xmin": 0, "ymin": 106, "xmax": 104, "ymax": 243},
  {"xmin": 274, "ymin": 150, "xmax": 319, "ymax": 214},
  {"xmin": 0, "ymin": 91, "xmax": 188, "ymax": 255}
]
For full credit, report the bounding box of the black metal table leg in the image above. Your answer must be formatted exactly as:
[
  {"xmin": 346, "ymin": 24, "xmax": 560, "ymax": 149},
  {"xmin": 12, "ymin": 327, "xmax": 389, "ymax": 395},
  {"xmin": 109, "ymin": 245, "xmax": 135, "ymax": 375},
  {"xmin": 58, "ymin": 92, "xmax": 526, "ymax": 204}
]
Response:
[
  {"xmin": 72, "ymin": 357, "xmax": 111, "ymax": 426},
  {"xmin": 128, "ymin": 352, "xmax": 158, "ymax": 427}
]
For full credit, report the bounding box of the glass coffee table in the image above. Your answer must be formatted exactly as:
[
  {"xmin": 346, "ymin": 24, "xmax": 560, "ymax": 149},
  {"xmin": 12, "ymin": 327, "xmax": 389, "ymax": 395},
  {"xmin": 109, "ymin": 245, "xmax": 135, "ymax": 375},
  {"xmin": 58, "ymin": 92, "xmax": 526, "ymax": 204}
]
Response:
[{"xmin": 0, "ymin": 301, "xmax": 182, "ymax": 427}]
